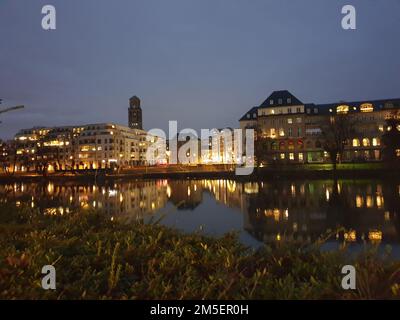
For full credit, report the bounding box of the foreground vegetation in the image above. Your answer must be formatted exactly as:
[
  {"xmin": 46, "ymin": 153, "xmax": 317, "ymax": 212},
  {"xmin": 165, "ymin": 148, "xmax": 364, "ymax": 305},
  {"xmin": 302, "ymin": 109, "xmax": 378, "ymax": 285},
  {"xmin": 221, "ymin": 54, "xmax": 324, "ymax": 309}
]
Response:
[{"xmin": 0, "ymin": 204, "xmax": 400, "ymax": 299}]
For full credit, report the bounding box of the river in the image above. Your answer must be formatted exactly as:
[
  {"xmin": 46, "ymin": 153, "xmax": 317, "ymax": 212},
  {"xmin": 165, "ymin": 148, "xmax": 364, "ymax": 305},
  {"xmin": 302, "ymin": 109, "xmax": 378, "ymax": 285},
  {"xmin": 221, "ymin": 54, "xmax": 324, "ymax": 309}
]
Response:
[{"xmin": 1, "ymin": 178, "xmax": 400, "ymax": 255}]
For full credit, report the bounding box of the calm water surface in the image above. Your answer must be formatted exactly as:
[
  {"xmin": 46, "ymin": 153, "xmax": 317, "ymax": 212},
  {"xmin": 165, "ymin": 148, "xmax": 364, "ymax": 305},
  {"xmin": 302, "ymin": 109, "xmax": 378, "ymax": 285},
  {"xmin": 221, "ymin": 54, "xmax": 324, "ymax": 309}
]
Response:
[{"xmin": 1, "ymin": 178, "xmax": 400, "ymax": 255}]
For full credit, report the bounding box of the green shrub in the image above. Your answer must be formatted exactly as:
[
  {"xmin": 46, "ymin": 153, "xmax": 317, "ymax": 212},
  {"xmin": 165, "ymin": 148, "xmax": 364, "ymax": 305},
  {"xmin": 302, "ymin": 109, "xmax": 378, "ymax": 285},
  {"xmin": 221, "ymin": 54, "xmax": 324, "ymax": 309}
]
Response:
[{"xmin": 0, "ymin": 203, "xmax": 399, "ymax": 300}]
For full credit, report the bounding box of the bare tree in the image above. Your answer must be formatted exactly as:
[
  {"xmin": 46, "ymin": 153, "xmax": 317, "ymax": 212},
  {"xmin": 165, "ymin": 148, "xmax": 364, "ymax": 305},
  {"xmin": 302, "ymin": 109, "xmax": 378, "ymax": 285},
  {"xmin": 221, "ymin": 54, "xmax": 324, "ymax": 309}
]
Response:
[
  {"xmin": 382, "ymin": 111, "xmax": 400, "ymax": 163},
  {"xmin": 254, "ymin": 125, "xmax": 271, "ymax": 166},
  {"xmin": 320, "ymin": 114, "xmax": 357, "ymax": 173}
]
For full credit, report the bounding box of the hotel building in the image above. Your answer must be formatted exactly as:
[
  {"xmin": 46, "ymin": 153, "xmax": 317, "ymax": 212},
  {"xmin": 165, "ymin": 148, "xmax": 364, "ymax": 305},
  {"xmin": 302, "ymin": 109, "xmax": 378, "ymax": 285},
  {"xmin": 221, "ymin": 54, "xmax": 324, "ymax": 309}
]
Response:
[{"xmin": 239, "ymin": 90, "xmax": 400, "ymax": 164}]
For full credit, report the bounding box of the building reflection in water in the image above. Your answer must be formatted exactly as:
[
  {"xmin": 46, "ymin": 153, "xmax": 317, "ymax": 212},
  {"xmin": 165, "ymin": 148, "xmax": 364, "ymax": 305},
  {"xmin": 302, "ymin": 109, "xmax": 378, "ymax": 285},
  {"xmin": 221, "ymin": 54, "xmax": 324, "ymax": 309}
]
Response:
[{"xmin": 1, "ymin": 179, "xmax": 399, "ymax": 246}]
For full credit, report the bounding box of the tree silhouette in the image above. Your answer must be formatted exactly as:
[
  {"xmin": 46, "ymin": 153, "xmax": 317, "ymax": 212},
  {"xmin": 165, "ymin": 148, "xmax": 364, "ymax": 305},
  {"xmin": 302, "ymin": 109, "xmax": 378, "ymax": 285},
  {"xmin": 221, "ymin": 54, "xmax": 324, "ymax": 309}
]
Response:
[
  {"xmin": 382, "ymin": 113, "xmax": 400, "ymax": 163},
  {"xmin": 320, "ymin": 114, "xmax": 357, "ymax": 174}
]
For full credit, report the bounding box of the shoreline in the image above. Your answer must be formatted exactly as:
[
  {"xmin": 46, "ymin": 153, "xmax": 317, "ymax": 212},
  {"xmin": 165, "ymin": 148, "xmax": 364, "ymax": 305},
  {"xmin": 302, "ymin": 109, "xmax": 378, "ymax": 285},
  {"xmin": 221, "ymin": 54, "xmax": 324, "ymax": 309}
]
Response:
[{"xmin": 1, "ymin": 165, "xmax": 399, "ymax": 183}]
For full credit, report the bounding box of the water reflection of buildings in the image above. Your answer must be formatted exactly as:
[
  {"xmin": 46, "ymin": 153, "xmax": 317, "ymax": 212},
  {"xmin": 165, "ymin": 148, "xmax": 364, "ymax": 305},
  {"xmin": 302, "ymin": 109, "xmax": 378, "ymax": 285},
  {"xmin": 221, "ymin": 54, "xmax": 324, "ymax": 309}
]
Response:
[
  {"xmin": 168, "ymin": 180, "xmax": 203, "ymax": 210},
  {"xmin": 1, "ymin": 179, "xmax": 399, "ymax": 245},
  {"xmin": 0, "ymin": 180, "xmax": 169, "ymax": 220},
  {"xmin": 242, "ymin": 181, "xmax": 400, "ymax": 244}
]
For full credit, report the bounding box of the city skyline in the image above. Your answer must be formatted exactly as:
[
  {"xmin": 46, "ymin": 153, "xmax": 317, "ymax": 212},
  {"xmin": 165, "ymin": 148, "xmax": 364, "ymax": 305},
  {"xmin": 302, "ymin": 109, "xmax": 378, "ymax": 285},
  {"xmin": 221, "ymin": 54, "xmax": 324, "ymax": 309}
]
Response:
[{"xmin": 1, "ymin": 0, "xmax": 400, "ymax": 139}]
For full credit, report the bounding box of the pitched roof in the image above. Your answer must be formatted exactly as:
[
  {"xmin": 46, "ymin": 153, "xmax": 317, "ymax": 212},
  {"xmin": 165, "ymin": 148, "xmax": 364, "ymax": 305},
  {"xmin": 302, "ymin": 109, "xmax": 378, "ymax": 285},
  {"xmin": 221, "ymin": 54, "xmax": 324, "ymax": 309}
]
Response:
[
  {"xmin": 239, "ymin": 90, "xmax": 400, "ymax": 121},
  {"xmin": 239, "ymin": 106, "xmax": 258, "ymax": 121},
  {"xmin": 259, "ymin": 90, "xmax": 303, "ymax": 108}
]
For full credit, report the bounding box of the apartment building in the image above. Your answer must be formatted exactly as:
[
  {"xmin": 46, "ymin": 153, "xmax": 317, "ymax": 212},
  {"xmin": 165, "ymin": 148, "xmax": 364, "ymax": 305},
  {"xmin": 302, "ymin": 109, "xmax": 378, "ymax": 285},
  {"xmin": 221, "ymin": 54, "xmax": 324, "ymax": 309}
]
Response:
[
  {"xmin": 239, "ymin": 90, "xmax": 400, "ymax": 164},
  {"xmin": 9, "ymin": 123, "xmax": 155, "ymax": 172}
]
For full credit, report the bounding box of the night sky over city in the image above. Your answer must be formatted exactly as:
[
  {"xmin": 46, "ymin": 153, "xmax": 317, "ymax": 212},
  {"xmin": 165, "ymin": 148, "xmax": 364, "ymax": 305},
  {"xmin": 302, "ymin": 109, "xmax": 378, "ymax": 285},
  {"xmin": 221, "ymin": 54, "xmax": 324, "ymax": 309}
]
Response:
[{"xmin": 1, "ymin": 0, "xmax": 400, "ymax": 139}]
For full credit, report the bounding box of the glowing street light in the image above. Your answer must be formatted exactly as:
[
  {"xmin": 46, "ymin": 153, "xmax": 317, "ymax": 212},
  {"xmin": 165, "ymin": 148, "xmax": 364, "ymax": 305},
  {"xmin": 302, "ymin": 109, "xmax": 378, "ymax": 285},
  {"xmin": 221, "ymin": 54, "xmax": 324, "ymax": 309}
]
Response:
[{"xmin": 0, "ymin": 101, "xmax": 24, "ymax": 123}]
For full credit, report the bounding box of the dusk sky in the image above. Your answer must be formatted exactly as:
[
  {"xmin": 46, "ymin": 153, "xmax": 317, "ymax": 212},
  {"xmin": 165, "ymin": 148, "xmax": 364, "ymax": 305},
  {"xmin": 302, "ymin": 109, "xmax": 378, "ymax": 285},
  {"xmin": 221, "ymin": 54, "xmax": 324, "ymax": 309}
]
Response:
[{"xmin": 1, "ymin": 0, "xmax": 400, "ymax": 139}]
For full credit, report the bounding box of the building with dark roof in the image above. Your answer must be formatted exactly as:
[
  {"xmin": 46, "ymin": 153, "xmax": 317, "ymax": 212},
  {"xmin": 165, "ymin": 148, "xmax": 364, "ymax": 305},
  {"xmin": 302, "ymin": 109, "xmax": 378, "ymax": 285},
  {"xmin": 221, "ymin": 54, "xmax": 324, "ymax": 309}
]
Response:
[
  {"xmin": 128, "ymin": 95, "xmax": 143, "ymax": 130},
  {"xmin": 239, "ymin": 90, "xmax": 400, "ymax": 164}
]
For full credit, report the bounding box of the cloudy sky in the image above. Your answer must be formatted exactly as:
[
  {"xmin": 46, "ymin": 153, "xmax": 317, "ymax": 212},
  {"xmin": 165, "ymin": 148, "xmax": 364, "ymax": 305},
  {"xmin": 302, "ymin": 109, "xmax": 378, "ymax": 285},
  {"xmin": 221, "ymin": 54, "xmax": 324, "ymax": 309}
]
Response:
[{"xmin": 1, "ymin": 0, "xmax": 400, "ymax": 139}]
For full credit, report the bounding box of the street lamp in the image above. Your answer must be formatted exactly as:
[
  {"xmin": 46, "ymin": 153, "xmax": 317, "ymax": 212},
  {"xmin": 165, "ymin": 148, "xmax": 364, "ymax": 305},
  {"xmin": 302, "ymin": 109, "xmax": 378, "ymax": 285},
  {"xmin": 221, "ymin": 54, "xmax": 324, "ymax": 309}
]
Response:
[{"xmin": 0, "ymin": 101, "xmax": 24, "ymax": 123}]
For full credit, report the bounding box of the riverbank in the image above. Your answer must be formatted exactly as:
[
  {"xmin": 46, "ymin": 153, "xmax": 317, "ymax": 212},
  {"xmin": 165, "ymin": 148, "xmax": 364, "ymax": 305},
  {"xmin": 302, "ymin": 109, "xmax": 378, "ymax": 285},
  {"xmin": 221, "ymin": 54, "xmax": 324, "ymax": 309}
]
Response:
[
  {"xmin": 1, "ymin": 163, "xmax": 399, "ymax": 183},
  {"xmin": 1, "ymin": 203, "xmax": 400, "ymax": 299}
]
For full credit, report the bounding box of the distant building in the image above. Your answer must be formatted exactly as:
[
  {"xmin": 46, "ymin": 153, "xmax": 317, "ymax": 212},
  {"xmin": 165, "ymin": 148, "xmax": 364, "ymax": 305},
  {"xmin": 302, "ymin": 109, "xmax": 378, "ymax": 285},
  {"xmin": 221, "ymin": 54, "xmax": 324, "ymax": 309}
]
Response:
[
  {"xmin": 7, "ymin": 123, "xmax": 159, "ymax": 172},
  {"xmin": 128, "ymin": 96, "xmax": 143, "ymax": 130},
  {"xmin": 239, "ymin": 90, "xmax": 400, "ymax": 164}
]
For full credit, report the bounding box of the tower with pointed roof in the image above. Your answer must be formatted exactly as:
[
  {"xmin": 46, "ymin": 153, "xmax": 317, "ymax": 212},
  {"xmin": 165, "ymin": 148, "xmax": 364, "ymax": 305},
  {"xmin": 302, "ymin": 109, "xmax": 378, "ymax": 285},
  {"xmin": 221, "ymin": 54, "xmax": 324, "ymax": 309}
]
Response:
[{"xmin": 128, "ymin": 95, "xmax": 143, "ymax": 130}]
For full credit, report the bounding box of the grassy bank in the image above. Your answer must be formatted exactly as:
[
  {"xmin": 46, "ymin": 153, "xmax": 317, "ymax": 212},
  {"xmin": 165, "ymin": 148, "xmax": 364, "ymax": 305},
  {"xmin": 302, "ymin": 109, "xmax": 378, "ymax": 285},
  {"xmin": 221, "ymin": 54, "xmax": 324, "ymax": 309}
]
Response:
[{"xmin": 0, "ymin": 204, "xmax": 400, "ymax": 299}]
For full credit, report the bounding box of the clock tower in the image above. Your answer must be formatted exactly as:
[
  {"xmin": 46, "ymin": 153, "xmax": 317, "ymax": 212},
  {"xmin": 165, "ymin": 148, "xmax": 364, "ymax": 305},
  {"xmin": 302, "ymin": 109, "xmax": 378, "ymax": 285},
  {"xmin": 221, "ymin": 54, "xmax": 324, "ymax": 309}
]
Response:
[{"xmin": 128, "ymin": 96, "xmax": 143, "ymax": 130}]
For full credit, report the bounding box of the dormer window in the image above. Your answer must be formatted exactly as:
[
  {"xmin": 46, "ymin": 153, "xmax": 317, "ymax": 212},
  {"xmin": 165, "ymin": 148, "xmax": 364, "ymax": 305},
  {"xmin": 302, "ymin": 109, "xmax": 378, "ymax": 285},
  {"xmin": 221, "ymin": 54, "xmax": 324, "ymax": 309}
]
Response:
[
  {"xmin": 360, "ymin": 103, "xmax": 374, "ymax": 113},
  {"xmin": 270, "ymin": 99, "xmax": 274, "ymax": 105},
  {"xmin": 337, "ymin": 105, "xmax": 349, "ymax": 114},
  {"xmin": 278, "ymin": 98, "xmax": 283, "ymax": 105},
  {"xmin": 314, "ymin": 108, "xmax": 318, "ymax": 114},
  {"xmin": 253, "ymin": 113, "xmax": 257, "ymax": 118},
  {"xmin": 246, "ymin": 114, "xmax": 250, "ymax": 119},
  {"xmin": 287, "ymin": 98, "xmax": 291, "ymax": 104}
]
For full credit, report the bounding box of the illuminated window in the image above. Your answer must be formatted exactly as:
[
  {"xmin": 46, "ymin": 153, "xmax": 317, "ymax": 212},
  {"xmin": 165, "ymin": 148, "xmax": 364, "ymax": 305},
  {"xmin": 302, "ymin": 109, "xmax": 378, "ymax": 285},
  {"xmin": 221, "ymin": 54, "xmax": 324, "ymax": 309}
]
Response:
[
  {"xmin": 271, "ymin": 109, "xmax": 275, "ymax": 115},
  {"xmin": 270, "ymin": 128, "xmax": 276, "ymax": 137},
  {"xmin": 356, "ymin": 195, "xmax": 363, "ymax": 208},
  {"xmin": 372, "ymin": 138, "xmax": 380, "ymax": 147},
  {"xmin": 288, "ymin": 118, "xmax": 293, "ymax": 124},
  {"xmin": 366, "ymin": 195, "xmax": 373, "ymax": 208},
  {"xmin": 378, "ymin": 125, "xmax": 384, "ymax": 132},
  {"xmin": 362, "ymin": 138, "xmax": 370, "ymax": 147},
  {"xmin": 280, "ymin": 153, "xmax": 285, "ymax": 160},
  {"xmin": 289, "ymin": 153, "xmax": 295, "ymax": 160},
  {"xmin": 298, "ymin": 153, "xmax": 304, "ymax": 161},
  {"xmin": 337, "ymin": 105, "xmax": 349, "ymax": 114},
  {"xmin": 352, "ymin": 139, "xmax": 360, "ymax": 147},
  {"xmin": 360, "ymin": 103, "xmax": 374, "ymax": 113},
  {"xmin": 279, "ymin": 128, "xmax": 285, "ymax": 137}
]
